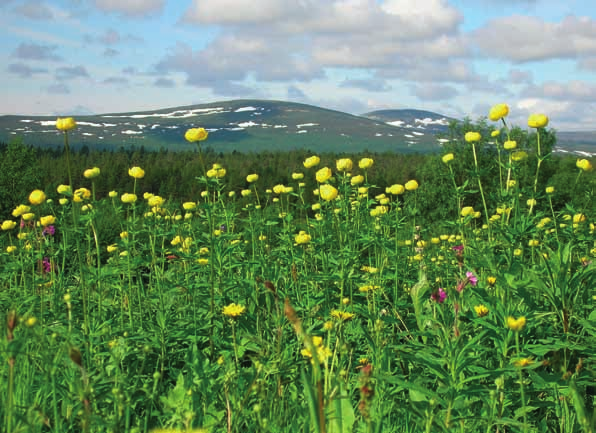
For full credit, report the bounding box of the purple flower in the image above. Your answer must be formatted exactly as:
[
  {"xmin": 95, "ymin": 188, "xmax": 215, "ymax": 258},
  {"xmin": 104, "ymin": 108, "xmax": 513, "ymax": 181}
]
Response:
[
  {"xmin": 220, "ymin": 224, "xmax": 227, "ymax": 233},
  {"xmin": 42, "ymin": 257, "xmax": 52, "ymax": 274},
  {"xmin": 42, "ymin": 225, "xmax": 55, "ymax": 237},
  {"xmin": 466, "ymin": 271, "xmax": 478, "ymax": 286},
  {"xmin": 452, "ymin": 244, "xmax": 464, "ymax": 252},
  {"xmin": 430, "ymin": 287, "xmax": 447, "ymax": 303}
]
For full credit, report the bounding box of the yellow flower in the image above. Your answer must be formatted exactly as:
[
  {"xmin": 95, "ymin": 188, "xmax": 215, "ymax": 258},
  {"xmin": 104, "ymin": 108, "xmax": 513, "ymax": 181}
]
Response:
[
  {"xmin": 573, "ymin": 213, "xmax": 586, "ymax": 224},
  {"xmin": 73, "ymin": 188, "xmax": 91, "ymax": 202},
  {"xmin": 545, "ymin": 186, "xmax": 555, "ymax": 194},
  {"xmin": 461, "ymin": 206, "xmax": 474, "ymax": 217},
  {"xmin": 183, "ymin": 202, "xmax": 197, "ymax": 210},
  {"xmin": 528, "ymin": 113, "xmax": 549, "ymax": 128},
  {"xmin": 57, "ymin": 184, "xmax": 71, "ymax": 194},
  {"xmin": 184, "ymin": 127, "xmax": 208, "ymax": 142},
  {"xmin": 83, "ymin": 167, "xmax": 101, "ymax": 179},
  {"xmin": 55, "ymin": 117, "xmax": 77, "ymax": 131},
  {"xmin": 59, "ymin": 198, "xmax": 68, "ymax": 205},
  {"xmin": 511, "ymin": 151, "xmax": 528, "ymax": 162},
  {"xmin": 359, "ymin": 157, "xmax": 374, "ymax": 169},
  {"xmin": 303, "ymin": 155, "xmax": 321, "ymax": 168},
  {"xmin": 128, "ymin": 166, "xmax": 145, "ymax": 179},
  {"xmin": 273, "ymin": 184, "xmax": 286, "ymax": 194},
  {"xmin": 108, "ymin": 190, "xmax": 118, "ymax": 198},
  {"xmin": 442, "ymin": 153, "xmax": 454, "ymax": 164},
  {"xmin": 387, "ymin": 184, "xmax": 405, "ymax": 195},
  {"xmin": 1, "ymin": 220, "xmax": 16, "ymax": 230},
  {"xmin": 404, "ymin": 180, "xmax": 418, "ymax": 191},
  {"xmin": 361, "ymin": 266, "xmax": 378, "ymax": 273},
  {"xmin": 503, "ymin": 140, "xmax": 517, "ymax": 150},
  {"xmin": 513, "ymin": 357, "xmax": 534, "ymax": 368},
  {"xmin": 292, "ymin": 172, "xmax": 304, "ymax": 180},
  {"xmin": 29, "ymin": 189, "xmax": 46, "ymax": 205},
  {"xmin": 330, "ymin": 309, "xmax": 355, "ymax": 321},
  {"xmin": 358, "ymin": 285, "xmax": 380, "ymax": 292},
  {"xmin": 370, "ymin": 205, "xmax": 388, "ymax": 217},
  {"xmin": 6, "ymin": 245, "xmax": 17, "ymax": 253},
  {"xmin": 507, "ymin": 316, "xmax": 526, "ymax": 332},
  {"xmin": 351, "ymin": 175, "xmax": 364, "ymax": 185},
  {"xmin": 507, "ymin": 179, "xmax": 517, "ymax": 188},
  {"xmin": 514, "ymin": 248, "xmax": 522, "ymax": 256},
  {"xmin": 527, "ymin": 198, "xmax": 537, "ymax": 206},
  {"xmin": 295, "ymin": 230, "xmax": 311, "ymax": 245},
  {"xmin": 241, "ymin": 189, "xmax": 251, "ymax": 197},
  {"xmin": 26, "ymin": 317, "xmax": 37, "ymax": 327},
  {"xmin": 576, "ymin": 158, "xmax": 593, "ymax": 172},
  {"xmin": 474, "ymin": 304, "xmax": 489, "ymax": 317},
  {"xmin": 491, "ymin": 130, "xmax": 501, "ymax": 137},
  {"xmin": 207, "ymin": 164, "xmax": 226, "ymax": 178},
  {"xmin": 316, "ymin": 167, "xmax": 332, "ymax": 183},
  {"xmin": 22, "ymin": 212, "xmax": 35, "ymax": 221},
  {"xmin": 40, "ymin": 215, "xmax": 55, "ymax": 226},
  {"xmin": 488, "ymin": 103, "xmax": 509, "ymax": 121},
  {"xmin": 465, "ymin": 131, "xmax": 481, "ymax": 142},
  {"xmin": 148, "ymin": 195, "xmax": 164, "ymax": 207},
  {"xmin": 223, "ymin": 303, "xmax": 246, "ymax": 318},
  {"xmin": 487, "ymin": 276, "xmax": 497, "ymax": 285},
  {"xmin": 246, "ymin": 173, "xmax": 259, "ymax": 183},
  {"xmin": 197, "ymin": 258, "xmax": 209, "ymax": 265},
  {"xmin": 107, "ymin": 244, "xmax": 118, "ymax": 253},
  {"xmin": 319, "ymin": 184, "xmax": 338, "ymax": 201},
  {"xmin": 121, "ymin": 193, "xmax": 137, "ymax": 204},
  {"xmin": 528, "ymin": 239, "xmax": 540, "ymax": 247}
]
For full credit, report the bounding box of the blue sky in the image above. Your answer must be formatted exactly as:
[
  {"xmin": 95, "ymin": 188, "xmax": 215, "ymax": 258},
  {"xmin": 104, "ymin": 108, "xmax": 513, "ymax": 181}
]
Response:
[{"xmin": 2, "ymin": 0, "xmax": 596, "ymax": 130}]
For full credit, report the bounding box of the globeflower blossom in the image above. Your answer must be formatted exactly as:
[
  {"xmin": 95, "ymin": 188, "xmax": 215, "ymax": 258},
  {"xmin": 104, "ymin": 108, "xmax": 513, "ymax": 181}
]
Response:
[
  {"xmin": 527, "ymin": 114, "xmax": 549, "ymax": 128},
  {"xmin": 488, "ymin": 103, "xmax": 509, "ymax": 121}
]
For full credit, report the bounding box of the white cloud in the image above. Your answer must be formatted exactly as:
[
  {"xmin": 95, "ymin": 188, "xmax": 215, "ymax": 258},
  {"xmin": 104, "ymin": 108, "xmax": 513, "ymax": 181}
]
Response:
[{"xmin": 93, "ymin": 0, "xmax": 164, "ymax": 17}]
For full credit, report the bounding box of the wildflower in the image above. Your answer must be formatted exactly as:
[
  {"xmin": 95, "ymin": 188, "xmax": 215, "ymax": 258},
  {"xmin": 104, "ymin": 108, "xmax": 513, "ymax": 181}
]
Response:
[
  {"xmin": 22, "ymin": 212, "xmax": 35, "ymax": 221},
  {"xmin": 108, "ymin": 190, "xmax": 118, "ymax": 198},
  {"xmin": 183, "ymin": 202, "xmax": 196, "ymax": 210},
  {"xmin": 465, "ymin": 131, "xmax": 481, "ymax": 142},
  {"xmin": 121, "ymin": 193, "xmax": 137, "ymax": 204},
  {"xmin": 26, "ymin": 317, "xmax": 37, "ymax": 327},
  {"xmin": 528, "ymin": 239, "xmax": 540, "ymax": 247},
  {"xmin": 387, "ymin": 184, "xmax": 405, "ymax": 195},
  {"xmin": 351, "ymin": 175, "xmax": 364, "ymax": 185},
  {"xmin": 511, "ymin": 151, "xmax": 528, "ymax": 161},
  {"xmin": 120, "ymin": 231, "xmax": 128, "ymax": 239},
  {"xmin": 359, "ymin": 158, "xmax": 374, "ymax": 169},
  {"xmin": 513, "ymin": 358, "xmax": 534, "ymax": 368},
  {"xmin": 361, "ymin": 266, "xmax": 378, "ymax": 273},
  {"xmin": 404, "ymin": 180, "xmax": 418, "ymax": 191},
  {"xmin": 273, "ymin": 184, "xmax": 286, "ymax": 194},
  {"xmin": 40, "ymin": 215, "xmax": 55, "ymax": 227},
  {"xmin": 223, "ymin": 303, "xmax": 246, "ymax": 318},
  {"xmin": 59, "ymin": 198, "xmax": 68, "ymax": 205},
  {"xmin": 303, "ymin": 155, "xmax": 321, "ymax": 168},
  {"xmin": 573, "ymin": 213, "xmax": 586, "ymax": 224},
  {"xmin": 370, "ymin": 206, "xmax": 388, "ymax": 217},
  {"xmin": 29, "ymin": 189, "xmax": 46, "ymax": 205},
  {"xmin": 442, "ymin": 153, "xmax": 454, "ymax": 164},
  {"xmin": 359, "ymin": 285, "xmax": 380, "ymax": 292},
  {"xmin": 207, "ymin": 164, "xmax": 226, "ymax": 178},
  {"xmin": 57, "ymin": 184, "xmax": 71, "ymax": 194},
  {"xmin": 288, "ymin": 172, "xmax": 303, "ymax": 181},
  {"xmin": 148, "ymin": 195, "xmax": 164, "ymax": 207},
  {"xmin": 474, "ymin": 304, "xmax": 489, "ymax": 317},
  {"xmin": 527, "ymin": 198, "xmax": 537, "ymax": 207},
  {"xmin": 488, "ymin": 103, "xmax": 509, "ymax": 121},
  {"xmin": 295, "ymin": 231, "xmax": 311, "ymax": 245},
  {"xmin": 197, "ymin": 258, "xmax": 209, "ymax": 265},
  {"xmin": 184, "ymin": 127, "xmax": 208, "ymax": 142},
  {"xmin": 128, "ymin": 166, "xmax": 145, "ymax": 179},
  {"xmin": 107, "ymin": 244, "xmax": 118, "ymax": 253},
  {"xmin": 514, "ymin": 248, "xmax": 522, "ymax": 256},
  {"xmin": 55, "ymin": 117, "xmax": 76, "ymax": 131},
  {"xmin": 316, "ymin": 167, "xmax": 332, "ymax": 183},
  {"xmin": 83, "ymin": 167, "xmax": 101, "ymax": 179},
  {"xmin": 319, "ymin": 184, "xmax": 338, "ymax": 201},
  {"xmin": 301, "ymin": 336, "xmax": 332, "ymax": 364},
  {"xmin": 323, "ymin": 321, "xmax": 334, "ymax": 331},
  {"xmin": 6, "ymin": 246, "xmax": 16, "ymax": 253},
  {"xmin": 246, "ymin": 173, "xmax": 259, "ymax": 183},
  {"xmin": 241, "ymin": 189, "xmax": 251, "ymax": 197},
  {"xmin": 507, "ymin": 180, "xmax": 517, "ymax": 188},
  {"xmin": 487, "ymin": 276, "xmax": 496, "ymax": 285},
  {"xmin": 466, "ymin": 271, "xmax": 478, "ymax": 286},
  {"xmin": 1, "ymin": 220, "xmax": 16, "ymax": 230},
  {"xmin": 503, "ymin": 140, "xmax": 517, "ymax": 150},
  {"xmin": 331, "ymin": 310, "xmax": 355, "ymax": 321},
  {"xmin": 430, "ymin": 288, "xmax": 447, "ymax": 303},
  {"xmin": 461, "ymin": 206, "xmax": 474, "ymax": 217},
  {"xmin": 506, "ymin": 316, "xmax": 526, "ymax": 332},
  {"xmin": 545, "ymin": 186, "xmax": 555, "ymax": 194},
  {"xmin": 576, "ymin": 158, "xmax": 593, "ymax": 172},
  {"xmin": 119, "ymin": 251, "xmax": 128, "ymax": 257},
  {"xmin": 491, "ymin": 130, "xmax": 501, "ymax": 137},
  {"xmin": 528, "ymin": 114, "xmax": 549, "ymax": 128},
  {"xmin": 73, "ymin": 188, "xmax": 91, "ymax": 202}
]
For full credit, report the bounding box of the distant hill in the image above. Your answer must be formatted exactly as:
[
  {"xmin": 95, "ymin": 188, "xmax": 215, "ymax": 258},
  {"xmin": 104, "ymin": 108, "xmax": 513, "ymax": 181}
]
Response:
[{"xmin": 1, "ymin": 100, "xmax": 595, "ymax": 155}]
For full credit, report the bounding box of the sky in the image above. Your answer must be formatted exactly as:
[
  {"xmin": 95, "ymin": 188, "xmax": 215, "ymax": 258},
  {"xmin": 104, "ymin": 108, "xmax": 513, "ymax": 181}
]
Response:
[{"xmin": 2, "ymin": 0, "xmax": 596, "ymax": 130}]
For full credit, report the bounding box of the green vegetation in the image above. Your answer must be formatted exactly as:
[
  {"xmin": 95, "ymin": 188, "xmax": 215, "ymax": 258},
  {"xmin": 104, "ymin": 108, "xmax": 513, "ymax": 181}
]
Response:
[{"xmin": 0, "ymin": 110, "xmax": 596, "ymax": 433}]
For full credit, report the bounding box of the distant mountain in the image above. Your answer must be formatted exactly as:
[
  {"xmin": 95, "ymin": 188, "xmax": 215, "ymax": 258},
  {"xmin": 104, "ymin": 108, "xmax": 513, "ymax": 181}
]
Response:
[
  {"xmin": 1, "ymin": 100, "xmax": 595, "ymax": 155},
  {"xmin": 0, "ymin": 100, "xmax": 449, "ymax": 153}
]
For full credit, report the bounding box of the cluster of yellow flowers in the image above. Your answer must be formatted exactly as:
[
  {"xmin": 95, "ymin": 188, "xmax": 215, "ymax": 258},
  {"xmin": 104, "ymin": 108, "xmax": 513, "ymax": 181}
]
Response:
[
  {"xmin": 223, "ymin": 303, "xmax": 246, "ymax": 318},
  {"xmin": 301, "ymin": 335, "xmax": 332, "ymax": 364}
]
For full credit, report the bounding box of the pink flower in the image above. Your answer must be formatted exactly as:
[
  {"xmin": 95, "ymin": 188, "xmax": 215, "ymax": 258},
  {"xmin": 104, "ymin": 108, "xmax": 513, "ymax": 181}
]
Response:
[
  {"xmin": 466, "ymin": 271, "xmax": 478, "ymax": 286},
  {"xmin": 431, "ymin": 288, "xmax": 447, "ymax": 303}
]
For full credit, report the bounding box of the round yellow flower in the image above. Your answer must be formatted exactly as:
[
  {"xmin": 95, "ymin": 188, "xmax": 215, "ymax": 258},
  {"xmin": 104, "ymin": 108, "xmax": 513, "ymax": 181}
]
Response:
[
  {"xmin": 40, "ymin": 215, "xmax": 55, "ymax": 226},
  {"xmin": 474, "ymin": 304, "xmax": 489, "ymax": 317},
  {"xmin": 528, "ymin": 113, "xmax": 549, "ymax": 128},
  {"xmin": 576, "ymin": 158, "xmax": 593, "ymax": 172},
  {"xmin": 246, "ymin": 173, "xmax": 259, "ymax": 183},
  {"xmin": 295, "ymin": 230, "xmax": 311, "ymax": 245},
  {"xmin": 488, "ymin": 103, "xmax": 509, "ymax": 121},
  {"xmin": 319, "ymin": 184, "xmax": 338, "ymax": 201},
  {"xmin": 387, "ymin": 184, "xmax": 405, "ymax": 195},
  {"xmin": 442, "ymin": 153, "xmax": 454, "ymax": 164},
  {"xmin": 465, "ymin": 131, "xmax": 481, "ymax": 143},
  {"xmin": 316, "ymin": 167, "xmax": 332, "ymax": 183},
  {"xmin": 29, "ymin": 189, "xmax": 46, "ymax": 205},
  {"xmin": 73, "ymin": 188, "xmax": 91, "ymax": 202},
  {"xmin": 526, "ymin": 198, "xmax": 537, "ymax": 206},
  {"xmin": 336, "ymin": 158, "xmax": 353, "ymax": 172},
  {"xmin": 22, "ymin": 212, "xmax": 35, "ymax": 221},
  {"xmin": 241, "ymin": 189, "xmax": 251, "ymax": 197},
  {"xmin": 506, "ymin": 316, "xmax": 526, "ymax": 332},
  {"xmin": 6, "ymin": 245, "xmax": 17, "ymax": 253},
  {"xmin": 503, "ymin": 140, "xmax": 517, "ymax": 150},
  {"xmin": 223, "ymin": 303, "xmax": 246, "ymax": 318},
  {"xmin": 59, "ymin": 198, "xmax": 68, "ymax": 205},
  {"xmin": 207, "ymin": 164, "xmax": 226, "ymax": 178},
  {"xmin": 292, "ymin": 172, "xmax": 304, "ymax": 180},
  {"xmin": 55, "ymin": 117, "xmax": 76, "ymax": 131},
  {"xmin": 57, "ymin": 184, "xmax": 71, "ymax": 194},
  {"xmin": 83, "ymin": 167, "xmax": 100, "ymax": 179},
  {"xmin": 147, "ymin": 195, "xmax": 164, "ymax": 207},
  {"xmin": 183, "ymin": 201, "xmax": 197, "ymax": 210},
  {"xmin": 359, "ymin": 157, "xmax": 374, "ymax": 169},
  {"xmin": 487, "ymin": 276, "xmax": 497, "ymax": 285},
  {"xmin": 404, "ymin": 180, "xmax": 418, "ymax": 191},
  {"xmin": 1, "ymin": 220, "xmax": 16, "ymax": 230},
  {"xmin": 303, "ymin": 155, "xmax": 321, "ymax": 168},
  {"xmin": 491, "ymin": 130, "xmax": 501, "ymax": 137},
  {"xmin": 461, "ymin": 206, "xmax": 475, "ymax": 217},
  {"xmin": 108, "ymin": 190, "xmax": 118, "ymax": 198},
  {"xmin": 128, "ymin": 166, "xmax": 145, "ymax": 179},
  {"xmin": 528, "ymin": 239, "xmax": 540, "ymax": 247},
  {"xmin": 184, "ymin": 127, "xmax": 208, "ymax": 142},
  {"xmin": 121, "ymin": 193, "xmax": 137, "ymax": 204},
  {"xmin": 511, "ymin": 151, "xmax": 528, "ymax": 162},
  {"xmin": 573, "ymin": 213, "xmax": 586, "ymax": 224},
  {"xmin": 351, "ymin": 175, "xmax": 364, "ymax": 185},
  {"xmin": 107, "ymin": 244, "xmax": 118, "ymax": 253},
  {"xmin": 545, "ymin": 186, "xmax": 555, "ymax": 194}
]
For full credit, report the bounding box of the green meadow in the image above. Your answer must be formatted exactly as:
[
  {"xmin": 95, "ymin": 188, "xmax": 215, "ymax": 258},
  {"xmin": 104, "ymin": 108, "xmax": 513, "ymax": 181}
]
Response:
[{"xmin": 1, "ymin": 104, "xmax": 596, "ymax": 433}]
